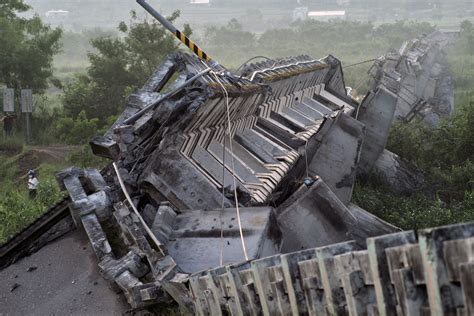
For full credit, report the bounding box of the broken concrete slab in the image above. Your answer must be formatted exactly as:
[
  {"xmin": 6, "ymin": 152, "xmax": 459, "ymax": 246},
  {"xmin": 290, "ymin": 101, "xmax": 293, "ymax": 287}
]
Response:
[
  {"xmin": 373, "ymin": 149, "xmax": 425, "ymax": 195},
  {"xmin": 277, "ymin": 179, "xmax": 398, "ymax": 253},
  {"xmin": 167, "ymin": 207, "xmax": 281, "ymax": 273}
]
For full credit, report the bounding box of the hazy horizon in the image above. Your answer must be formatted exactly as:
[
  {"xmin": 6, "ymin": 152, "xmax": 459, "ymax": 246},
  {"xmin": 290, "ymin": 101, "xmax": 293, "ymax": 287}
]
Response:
[{"xmin": 22, "ymin": 0, "xmax": 474, "ymax": 33}]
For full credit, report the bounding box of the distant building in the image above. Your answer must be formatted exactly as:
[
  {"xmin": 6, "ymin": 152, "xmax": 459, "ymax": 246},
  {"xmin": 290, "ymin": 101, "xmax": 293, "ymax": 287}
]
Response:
[
  {"xmin": 190, "ymin": 0, "xmax": 210, "ymax": 4},
  {"xmin": 293, "ymin": 7, "xmax": 309, "ymax": 21},
  {"xmin": 307, "ymin": 10, "xmax": 346, "ymax": 21},
  {"xmin": 336, "ymin": 0, "xmax": 351, "ymax": 5},
  {"xmin": 45, "ymin": 10, "xmax": 69, "ymax": 18},
  {"xmin": 44, "ymin": 10, "xmax": 69, "ymax": 27}
]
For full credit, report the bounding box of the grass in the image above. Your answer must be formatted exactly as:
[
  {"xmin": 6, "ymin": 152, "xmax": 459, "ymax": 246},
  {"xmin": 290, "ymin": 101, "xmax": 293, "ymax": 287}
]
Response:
[
  {"xmin": 0, "ymin": 140, "xmax": 70, "ymax": 244},
  {"xmin": 0, "ymin": 163, "xmax": 64, "ymax": 244},
  {"xmin": 0, "ymin": 137, "xmax": 110, "ymax": 244}
]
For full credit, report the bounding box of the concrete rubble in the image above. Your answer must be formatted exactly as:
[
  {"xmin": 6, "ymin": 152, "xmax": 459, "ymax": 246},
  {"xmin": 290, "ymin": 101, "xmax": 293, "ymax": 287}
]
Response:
[
  {"xmin": 49, "ymin": 30, "xmax": 474, "ymax": 314},
  {"xmin": 368, "ymin": 30, "xmax": 456, "ymax": 126},
  {"xmin": 361, "ymin": 30, "xmax": 458, "ymax": 194}
]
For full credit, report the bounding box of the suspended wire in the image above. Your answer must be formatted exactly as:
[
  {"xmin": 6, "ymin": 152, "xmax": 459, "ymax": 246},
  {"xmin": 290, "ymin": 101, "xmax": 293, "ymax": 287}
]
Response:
[
  {"xmin": 219, "ymin": 118, "xmax": 227, "ymax": 266},
  {"xmin": 342, "ymin": 58, "xmax": 378, "ymax": 69},
  {"xmin": 234, "ymin": 55, "xmax": 276, "ymax": 75},
  {"xmin": 210, "ymin": 71, "xmax": 250, "ymax": 262},
  {"xmin": 195, "ymin": 60, "xmax": 231, "ymax": 265},
  {"xmin": 112, "ymin": 162, "xmax": 165, "ymax": 256},
  {"xmin": 304, "ymin": 140, "xmax": 309, "ymax": 179},
  {"xmin": 345, "ymin": 54, "xmax": 425, "ymax": 119}
]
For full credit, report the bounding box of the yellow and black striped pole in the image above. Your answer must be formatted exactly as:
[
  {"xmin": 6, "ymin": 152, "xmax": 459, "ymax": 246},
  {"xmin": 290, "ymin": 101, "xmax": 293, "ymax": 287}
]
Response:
[
  {"xmin": 174, "ymin": 29, "xmax": 210, "ymax": 62},
  {"xmin": 137, "ymin": 0, "xmax": 213, "ymax": 64}
]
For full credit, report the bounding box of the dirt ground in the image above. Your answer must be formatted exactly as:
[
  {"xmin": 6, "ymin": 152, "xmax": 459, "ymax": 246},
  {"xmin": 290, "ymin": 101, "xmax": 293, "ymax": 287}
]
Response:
[
  {"xmin": 17, "ymin": 145, "xmax": 80, "ymax": 175},
  {"xmin": 0, "ymin": 229, "xmax": 129, "ymax": 315}
]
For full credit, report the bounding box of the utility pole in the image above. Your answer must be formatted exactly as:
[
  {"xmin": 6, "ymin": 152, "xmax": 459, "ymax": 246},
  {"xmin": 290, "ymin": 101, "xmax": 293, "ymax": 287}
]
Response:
[
  {"xmin": 2, "ymin": 88, "xmax": 15, "ymax": 140},
  {"xmin": 21, "ymin": 89, "xmax": 33, "ymax": 144}
]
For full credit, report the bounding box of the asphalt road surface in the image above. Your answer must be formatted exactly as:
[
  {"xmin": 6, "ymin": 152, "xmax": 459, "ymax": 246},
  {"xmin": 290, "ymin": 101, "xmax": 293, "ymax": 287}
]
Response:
[{"xmin": 0, "ymin": 229, "xmax": 129, "ymax": 315}]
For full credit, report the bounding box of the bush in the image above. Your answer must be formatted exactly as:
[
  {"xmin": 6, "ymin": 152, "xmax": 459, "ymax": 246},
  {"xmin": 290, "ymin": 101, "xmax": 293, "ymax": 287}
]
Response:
[
  {"xmin": 31, "ymin": 94, "xmax": 64, "ymax": 144},
  {"xmin": 54, "ymin": 110, "xmax": 99, "ymax": 145},
  {"xmin": 353, "ymin": 178, "xmax": 474, "ymax": 231},
  {"xmin": 63, "ymin": 11, "xmax": 189, "ymax": 124},
  {"xmin": 387, "ymin": 102, "xmax": 474, "ymax": 198},
  {"xmin": 67, "ymin": 145, "xmax": 108, "ymax": 169},
  {"xmin": 0, "ymin": 139, "xmax": 23, "ymax": 156}
]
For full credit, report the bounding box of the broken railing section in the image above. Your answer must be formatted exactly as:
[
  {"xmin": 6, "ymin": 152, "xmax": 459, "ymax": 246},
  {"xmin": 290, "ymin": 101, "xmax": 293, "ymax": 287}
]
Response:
[
  {"xmin": 356, "ymin": 86, "xmax": 425, "ymax": 194},
  {"xmin": 0, "ymin": 196, "xmax": 73, "ymax": 270},
  {"xmin": 367, "ymin": 30, "xmax": 455, "ymax": 126},
  {"xmin": 357, "ymin": 30, "xmax": 456, "ymax": 193},
  {"xmin": 56, "ymin": 168, "xmax": 177, "ymax": 309},
  {"xmin": 189, "ymin": 221, "xmax": 474, "ymax": 316}
]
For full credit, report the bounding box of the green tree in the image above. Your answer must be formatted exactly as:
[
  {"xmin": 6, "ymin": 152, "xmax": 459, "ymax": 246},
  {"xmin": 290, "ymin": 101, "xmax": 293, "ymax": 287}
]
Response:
[
  {"xmin": 0, "ymin": 0, "xmax": 62, "ymax": 94},
  {"xmin": 203, "ymin": 19, "xmax": 257, "ymax": 66},
  {"xmin": 460, "ymin": 20, "xmax": 474, "ymax": 56},
  {"xmin": 0, "ymin": 0, "xmax": 29, "ymax": 19},
  {"xmin": 63, "ymin": 11, "xmax": 191, "ymax": 123},
  {"xmin": 54, "ymin": 110, "xmax": 99, "ymax": 145}
]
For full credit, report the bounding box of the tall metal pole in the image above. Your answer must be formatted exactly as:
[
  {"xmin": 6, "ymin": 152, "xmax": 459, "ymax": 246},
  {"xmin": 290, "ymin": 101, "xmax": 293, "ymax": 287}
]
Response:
[
  {"xmin": 25, "ymin": 113, "xmax": 31, "ymax": 144},
  {"xmin": 21, "ymin": 89, "xmax": 33, "ymax": 144},
  {"xmin": 136, "ymin": 0, "xmax": 214, "ymax": 64}
]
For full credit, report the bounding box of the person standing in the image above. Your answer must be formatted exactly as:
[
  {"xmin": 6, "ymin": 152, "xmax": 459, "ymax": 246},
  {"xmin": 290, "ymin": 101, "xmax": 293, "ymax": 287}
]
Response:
[
  {"xmin": 2, "ymin": 113, "xmax": 16, "ymax": 138},
  {"xmin": 27, "ymin": 170, "xmax": 39, "ymax": 198}
]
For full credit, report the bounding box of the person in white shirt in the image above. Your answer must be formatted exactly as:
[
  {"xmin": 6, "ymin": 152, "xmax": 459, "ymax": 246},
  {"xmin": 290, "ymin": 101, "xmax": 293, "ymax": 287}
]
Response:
[{"xmin": 27, "ymin": 170, "xmax": 39, "ymax": 198}]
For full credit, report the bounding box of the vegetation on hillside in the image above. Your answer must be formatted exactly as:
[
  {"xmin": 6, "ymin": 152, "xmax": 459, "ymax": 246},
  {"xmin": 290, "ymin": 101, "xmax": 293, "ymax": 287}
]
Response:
[{"xmin": 63, "ymin": 11, "xmax": 192, "ymax": 124}]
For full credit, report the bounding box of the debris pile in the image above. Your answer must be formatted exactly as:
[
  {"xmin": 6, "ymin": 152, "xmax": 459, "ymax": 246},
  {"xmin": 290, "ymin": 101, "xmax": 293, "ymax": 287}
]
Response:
[
  {"xmin": 57, "ymin": 52, "xmax": 404, "ymax": 311},
  {"xmin": 54, "ymin": 31, "xmax": 473, "ymax": 314},
  {"xmin": 0, "ymin": 27, "xmax": 466, "ymax": 314},
  {"xmin": 368, "ymin": 30, "xmax": 456, "ymax": 126},
  {"xmin": 358, "ymin": 30, "xmax": 458, "ymax": 195}
]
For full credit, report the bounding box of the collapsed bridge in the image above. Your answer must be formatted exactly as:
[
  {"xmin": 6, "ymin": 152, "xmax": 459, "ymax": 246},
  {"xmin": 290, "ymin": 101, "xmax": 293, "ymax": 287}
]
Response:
[
  {"xmin": 0, "ymin": 11, "xmax": 472, "ymax": 315},
  {"xmin": 51, "ymin": 32, "xmax": 473, "ymax": 314},
  {"xmin": 58, "ymin": 52, "xmax": 401, "ymax": 309}
]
